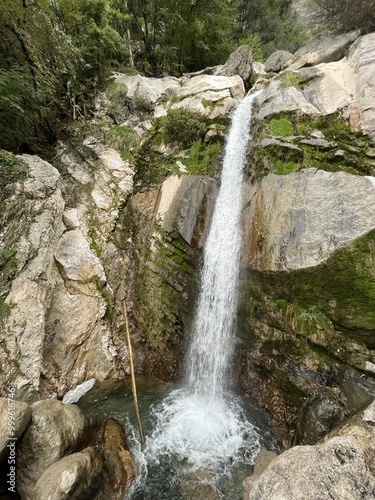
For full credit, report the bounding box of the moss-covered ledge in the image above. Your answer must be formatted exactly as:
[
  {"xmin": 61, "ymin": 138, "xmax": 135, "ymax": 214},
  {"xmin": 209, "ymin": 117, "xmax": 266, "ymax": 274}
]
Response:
[{"xmin": 249, "ymin": 229, "xmax": 375, "ymax": 348}]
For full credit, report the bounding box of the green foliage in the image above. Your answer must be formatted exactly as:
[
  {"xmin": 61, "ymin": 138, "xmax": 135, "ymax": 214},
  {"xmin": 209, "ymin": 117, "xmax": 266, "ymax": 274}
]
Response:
[
  {"xmin": 0, "ymin": 151, "xmax": 30, "ymax": 306},
  {"xmin": 311, "ymin": 0, "xmax": 375, "ymax": 35},
  {"xmin": 184, "ymin": 140, "xmax": 222, "ymax": 175},
  {"xmin": 105, "ymin": 126, "xmax": 139, "ymax": 159},
  {"xmin": 127, "ymin": 0, "xmax": 236, "ymax": 75},
  {"xmin": 300, "ymin": 306, "xmax": 333, "ymax": 330},
  {"xmin": 236, "ymin": 0, "xmax": 307, "ymax": 58},
  {"xmin": 240, "ymin": 33, "xmax": 264, "ymax": 62},
  {"xmin": 162, "ymin": 109, "xmax": 208, "ymax": 148},
  {"xmin": 0, "ymin": 150, "xmax": 28, "ymax": 191},
  {"xmin": 106, "ymin": 81, "xmax": 128, "ymax": 96},
  {"xmin": 269, "ymin": 118, "xmax": 293, "ymax": 137},
  {"xmin": 275, "ymin": 161, "xmax": 296, "ymax": 175}
]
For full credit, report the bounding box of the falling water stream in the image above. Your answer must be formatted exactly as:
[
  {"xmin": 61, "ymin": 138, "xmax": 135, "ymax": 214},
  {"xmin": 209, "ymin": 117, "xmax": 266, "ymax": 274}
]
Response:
[
  {"xmin": 122, "ymin": 92, "xmax": 277, "ymax": 499},
  {"xmin": 79, "ymin": 93, "xmax": 277, "ymax": 499}
]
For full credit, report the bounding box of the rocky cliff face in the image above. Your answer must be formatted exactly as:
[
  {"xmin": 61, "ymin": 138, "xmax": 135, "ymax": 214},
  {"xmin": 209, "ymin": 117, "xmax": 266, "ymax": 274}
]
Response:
[
  {"xmin": 1, "ymin": 32, "xmax": 375, "ymax": 460},
  {"xmin": 0, "ymin": 49, "xmax": 249, "ymax": 401},
  {"xmin": 239, "ymin": 31, "xmax": 375, "ymax": 447}
]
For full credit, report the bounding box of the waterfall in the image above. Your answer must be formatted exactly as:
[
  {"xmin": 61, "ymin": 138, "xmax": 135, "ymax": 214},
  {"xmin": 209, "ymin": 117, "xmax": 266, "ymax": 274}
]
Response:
[
  {"xmin": 129, "ymin": 94, "xmax": 273, "ymax": 499},
  {"xmin": 186, "ymin": 93, "xmax": 259, "ymax": 403}
]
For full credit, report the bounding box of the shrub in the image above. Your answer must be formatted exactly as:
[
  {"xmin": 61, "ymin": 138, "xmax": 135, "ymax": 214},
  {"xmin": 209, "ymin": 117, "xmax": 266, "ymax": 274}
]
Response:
[{"xmin": 162, "ymin": 109, "xmax": 208, "ymax": 148}]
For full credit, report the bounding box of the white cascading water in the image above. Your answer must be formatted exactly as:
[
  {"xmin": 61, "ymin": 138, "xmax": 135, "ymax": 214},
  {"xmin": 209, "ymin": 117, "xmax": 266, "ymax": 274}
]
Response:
[
  {"xmin": 131, "ymin": 94, "xmax": 266, "ymax": 497},
  {"xmin": 186, "ymin": 93, "xmax": 259, "ymax": 402}
]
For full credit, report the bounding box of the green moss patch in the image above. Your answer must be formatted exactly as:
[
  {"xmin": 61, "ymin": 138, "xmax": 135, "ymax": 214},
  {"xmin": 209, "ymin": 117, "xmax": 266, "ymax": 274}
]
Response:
[
  {"xmin": 249, "ymin": 111, "xmax": 374, "ymax": 180},
  {"xmin": 250, "ymin": 230, "xmax": 375, "ymax": 348},
  {"xmin": 135, "ymin": 227, "xmax": 194, "ymax": 351},
  {"xmin": 105, "ymin": 126, "xmax": 139, "ymax": 160},
  {"xmin": 269, "ymin": 118, "xmax": 293, "ymax": 137}
]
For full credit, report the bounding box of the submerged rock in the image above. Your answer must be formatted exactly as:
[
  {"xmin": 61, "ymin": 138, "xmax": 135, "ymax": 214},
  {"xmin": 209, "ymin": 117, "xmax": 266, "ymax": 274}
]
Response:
[{"xmin": 102, "ymin": 419, "xmax": 135, "ymax": 495}]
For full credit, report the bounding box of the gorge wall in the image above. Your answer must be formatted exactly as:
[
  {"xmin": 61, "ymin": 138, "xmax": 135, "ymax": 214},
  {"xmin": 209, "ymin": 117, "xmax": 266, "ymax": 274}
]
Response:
[{"xmin": 1, "ymin": 30, "xmax": 375, "ymax": 470}]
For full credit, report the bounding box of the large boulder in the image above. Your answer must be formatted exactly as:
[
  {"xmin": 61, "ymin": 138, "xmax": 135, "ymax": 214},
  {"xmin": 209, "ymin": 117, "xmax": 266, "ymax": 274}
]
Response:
[
  {"xmin": 264, "ymin": 50, "xmax": 293, "ymax": 73},
  {"xmin": 17, "ymin": 399, "xmax": 99, "ymax": 498},
  {"xmin": 324, "ymin": 400, "xmax": 375, "ymax": 476},
  {"xmin": 243, "ymin": 169, "xmax": 375, "ymax": 271},
  {"xmin": 113, "ymin": 73, "xmax": 181, "ymax": 104},
  {"xmin": 33, "ymin": 447, "xmax": 103, "ymax": 500},
  {"xmin": 246, "ymin": 437, "xmax": 375, "ymax": 499},
  {"xmin": 285, "ymin": 30, "xmax": 360, "ymax": 69},
  {"xmin": 349, "ymin": 33, "xmax": 375, "ymax": 140},
  {"xmin": 298, "ymin": 33, "xmax": 375, "ymax": 134},
  {"xmin": 157, "ymin": 175, "xmax": 218, "ymax": 248},
  {"xmin": 54, "ymin": 229, "xmax": 106, "ymax": 283},
  {"xmin": 255, "ymin": 78, "xmax": 319, "ymax": 119},
  {"xmin": 167, "ymin": 74, "xmax": 245, "ymax": 119},
  {"xmin": 216, "ymin": 44, "xmax": 253, "ymax": 82},
  {"xmin": 0, "ymin": 398, "xmax": 31, "ymax": 461},
  {"xmin": 1, "ymin": 155, "xmax": 65, "ymax": 400},
  {"xmin": 340, "ymin": 378, "xmax": 375, "ymax": 415}
]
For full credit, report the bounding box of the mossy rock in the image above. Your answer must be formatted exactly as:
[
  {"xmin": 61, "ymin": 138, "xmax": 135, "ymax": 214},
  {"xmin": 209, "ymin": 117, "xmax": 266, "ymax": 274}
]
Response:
[
  {"xmin": 250, "ymin": 230, "xmax": 375, "ymax": 348},
  {"xmin": 249, "ymin": 111, "xmax": 375, "ymax": 180}
]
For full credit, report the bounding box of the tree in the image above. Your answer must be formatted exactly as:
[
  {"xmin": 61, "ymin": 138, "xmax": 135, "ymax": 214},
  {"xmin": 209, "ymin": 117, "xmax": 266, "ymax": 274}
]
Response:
[
  {"xmin": 0, "ymin": 0, "xmax": 129, "ymax": 150},
  {"xmin": 235, "ymin": 0, "xmax": 307, "ymax": 58},
  {"xmin": 311, "ymin": 0, "xmax": 375, "ymax": 34},
  {"xmin": 126, "ymin": 0, "xmax": 236, "ymax": 76}
]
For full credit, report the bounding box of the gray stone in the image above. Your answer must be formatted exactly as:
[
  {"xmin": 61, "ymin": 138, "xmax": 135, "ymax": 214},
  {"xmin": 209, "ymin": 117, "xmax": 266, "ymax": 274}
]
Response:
[
  {"xmin": 1, "ymin": 156, "xmax": 65, "ymax": 397},
  {"xmin": 17, "ymin": 399, "xmax": 98, "ymax": 497},
  {"xmin": 256, "ymin": 79, "xmax": 319, "ymax": 120},
  {"xmin": 0, "ymin": 398, "xmax": 31, "ymax": 461},
  {"xmin": 297, "ymin": 396, "xmax": 345, "ymax": 445},
  {"xmin": 341, "ymin": 378, "xmax": 375, "ymax": 415},
  {"xmin": 176, "ymin": 74, "xmax": 245, "ymax": 100},
  {"xmin": 34, "ymin": 447, "xmax": 103, "ymax": 500},
  {"xmin": 43, "ymin": 281, "xmax": 118, "ymax": 395},
  {"xmin": 247, "ymin": 437, "xmax": 375, "ymax": 499},
  {"xmin": 243, "ymin": 169, "xmax": 375, "ymax": 271},
  {"xmin": 301, "ymin": 59, "xmax": 356, "ymax": 116},
  {"xmin": 216, "ymin": 44, "xmax": 253, "ymax": 81},
  {"xmin": 325, "ymin": 400, "xmax": 375, "ymax": 476},
  {"xmin": 349, "ymin": 33, "xmax": 375, "ymax": 140},
  {"xmin": 114, "ymin": 73, "xmax": 181, "ymax": 104},
  {"xmin": 264, "ymin": 50, "xmax": 293, "ymax": 73},
  {"xmin": 243, "ymin": 450, "xmax": 277, "ymax": 498},
  {"xmin": 54, "ymin": 229, "xmax": 106, "ymax": 283},
  {"xmin": 286, "ymin": 30, "xmax": 360, "ymax": 69},
  {"xmin": 157, "ymin": 175, "xmax": 218, "ymax": 248}
]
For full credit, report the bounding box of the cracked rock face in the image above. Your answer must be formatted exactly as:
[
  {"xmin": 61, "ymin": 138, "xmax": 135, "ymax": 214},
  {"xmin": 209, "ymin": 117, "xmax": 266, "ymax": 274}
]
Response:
[{"xmin": 243, "ymin": 169, "xmax": 375, "ymax": 271}]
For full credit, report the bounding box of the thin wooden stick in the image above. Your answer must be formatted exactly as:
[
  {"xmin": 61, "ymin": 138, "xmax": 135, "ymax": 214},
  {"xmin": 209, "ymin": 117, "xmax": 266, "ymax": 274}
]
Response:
[{"xmin": 123, "ymin": 302, "xmax": 145, "ymax": 450}]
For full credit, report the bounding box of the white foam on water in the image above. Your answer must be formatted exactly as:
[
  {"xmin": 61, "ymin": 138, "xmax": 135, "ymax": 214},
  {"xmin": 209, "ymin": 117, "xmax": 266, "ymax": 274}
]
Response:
[{"xmin": 146, "ymin": 388, "xmax": 261, "ymax": 472}]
